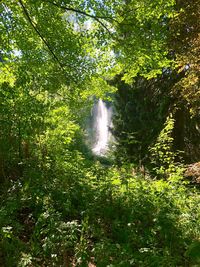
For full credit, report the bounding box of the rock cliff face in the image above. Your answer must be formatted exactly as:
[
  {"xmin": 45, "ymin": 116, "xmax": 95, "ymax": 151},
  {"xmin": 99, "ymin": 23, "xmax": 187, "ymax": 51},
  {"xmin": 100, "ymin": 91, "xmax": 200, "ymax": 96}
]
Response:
[{"xmin": 185, "ymin": 162, "xmax": 200, "ymax": 184}]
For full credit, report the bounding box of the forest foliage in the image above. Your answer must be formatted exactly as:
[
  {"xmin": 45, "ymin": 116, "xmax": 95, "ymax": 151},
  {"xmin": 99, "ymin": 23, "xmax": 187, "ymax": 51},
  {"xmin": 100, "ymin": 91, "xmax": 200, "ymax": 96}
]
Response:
[{"xmin": 0, "ymin": 0, "xmax": 200, "ymax": 266}]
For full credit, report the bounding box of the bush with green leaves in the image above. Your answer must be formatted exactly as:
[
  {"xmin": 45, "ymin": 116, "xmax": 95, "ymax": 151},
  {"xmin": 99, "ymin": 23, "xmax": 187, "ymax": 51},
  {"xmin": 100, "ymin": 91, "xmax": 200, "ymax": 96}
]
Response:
[{"xmin": 149, "ymin": 114, "xmax": 186, "ymax": 180}]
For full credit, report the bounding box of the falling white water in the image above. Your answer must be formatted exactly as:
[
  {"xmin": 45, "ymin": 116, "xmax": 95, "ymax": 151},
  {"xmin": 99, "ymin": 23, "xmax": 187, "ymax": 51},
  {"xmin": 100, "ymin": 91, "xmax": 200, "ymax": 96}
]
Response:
[{"xmin": 92, "ymin": 99, "xmax": 112, "ymax": 155}]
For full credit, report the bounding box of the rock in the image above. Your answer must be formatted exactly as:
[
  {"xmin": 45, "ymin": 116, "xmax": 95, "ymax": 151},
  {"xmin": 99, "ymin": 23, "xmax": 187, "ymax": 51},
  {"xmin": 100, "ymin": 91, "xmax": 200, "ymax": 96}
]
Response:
[{"xmin": 185, "ymin": 162, "xmax": 200, "ymax": 184}]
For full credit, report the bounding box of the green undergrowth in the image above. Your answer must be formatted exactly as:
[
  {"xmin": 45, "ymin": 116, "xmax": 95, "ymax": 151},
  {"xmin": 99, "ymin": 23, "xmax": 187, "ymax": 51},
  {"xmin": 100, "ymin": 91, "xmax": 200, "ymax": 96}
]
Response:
[{"xmin": 0, "ymin": 156, "xmax": 200, "ymax": 267}]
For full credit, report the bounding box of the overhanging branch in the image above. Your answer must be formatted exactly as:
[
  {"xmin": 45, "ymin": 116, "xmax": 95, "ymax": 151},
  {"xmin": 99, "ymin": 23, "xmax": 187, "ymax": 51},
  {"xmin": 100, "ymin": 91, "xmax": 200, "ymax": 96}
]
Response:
[
  {"xmin": 45, "ymin": 0, "xmax": 113, "ymax": 35},
  {"xmin": 18, "ymin": 0, "xmax": 65, "ymax": 71}
]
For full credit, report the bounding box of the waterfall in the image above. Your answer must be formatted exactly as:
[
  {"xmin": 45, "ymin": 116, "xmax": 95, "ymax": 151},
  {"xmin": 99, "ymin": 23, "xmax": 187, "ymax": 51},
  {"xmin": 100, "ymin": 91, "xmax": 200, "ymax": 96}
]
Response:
[{"xmin": 92, "ymin": 99, "xmax": 112, "ymax": 156}]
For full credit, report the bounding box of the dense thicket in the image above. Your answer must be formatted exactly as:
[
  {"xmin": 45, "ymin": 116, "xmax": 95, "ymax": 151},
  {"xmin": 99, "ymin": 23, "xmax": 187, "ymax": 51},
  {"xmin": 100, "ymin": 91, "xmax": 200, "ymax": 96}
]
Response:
[
  {"xmin": 0, "ymin": 0, "xmax": 200, "ymax": 266},
  {"xmin": 112, "ymin": 70, "xmax": 200, "ymax": 166}
]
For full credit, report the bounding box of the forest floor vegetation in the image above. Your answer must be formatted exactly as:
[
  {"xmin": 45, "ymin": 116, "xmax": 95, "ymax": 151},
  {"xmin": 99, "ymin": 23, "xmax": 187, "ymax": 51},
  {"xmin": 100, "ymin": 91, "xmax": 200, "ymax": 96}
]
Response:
[{"xmin": 1, "ymin": 153, "xmax": 200, "ymax": 266}]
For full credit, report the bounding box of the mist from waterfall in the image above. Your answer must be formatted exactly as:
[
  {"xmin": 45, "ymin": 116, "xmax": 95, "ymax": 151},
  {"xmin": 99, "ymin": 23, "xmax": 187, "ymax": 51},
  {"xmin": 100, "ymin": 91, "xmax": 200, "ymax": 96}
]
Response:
[{"xmin": 92, "ymin": 99, "xmax": 112, "ymax": 156}]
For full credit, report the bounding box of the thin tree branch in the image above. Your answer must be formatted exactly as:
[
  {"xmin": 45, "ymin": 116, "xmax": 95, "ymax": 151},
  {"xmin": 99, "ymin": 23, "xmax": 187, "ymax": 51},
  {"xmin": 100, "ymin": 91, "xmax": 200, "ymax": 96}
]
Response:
[
  {"xmin": 18, "ymin": 0, "xmax": 65, "ymax": 71},
  {"xmin": 45, "ymin": 0, "xmax": 114, "ymax": 20},
  {"xmin": 45, "ymin": 0, "xmax": 113, "ymax": 35}
]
